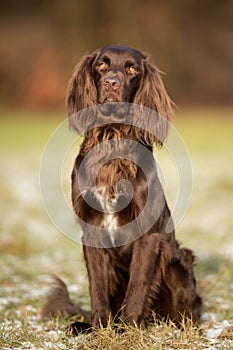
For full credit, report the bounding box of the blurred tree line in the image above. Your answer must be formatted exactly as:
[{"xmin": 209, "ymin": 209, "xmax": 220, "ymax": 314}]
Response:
[{"xmin": 0, "ymin": 0, "xmax": 232, "ymax": 110}]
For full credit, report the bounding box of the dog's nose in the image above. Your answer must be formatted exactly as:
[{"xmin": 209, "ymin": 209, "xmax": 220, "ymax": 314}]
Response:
[{"xmin": 104, "ymin": 77, "xmax": 121, "ymax": 90}]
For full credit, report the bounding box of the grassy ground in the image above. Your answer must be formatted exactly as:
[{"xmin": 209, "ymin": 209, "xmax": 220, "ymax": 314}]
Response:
[{"xmin": 0, "ymin": 107, "xmax": 233, "ymax": 349}]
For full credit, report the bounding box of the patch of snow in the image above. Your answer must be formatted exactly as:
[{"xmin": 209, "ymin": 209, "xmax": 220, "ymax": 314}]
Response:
[
  {"xmin": 201, "ymin": 312, "xmax": 218, "ymax": 323},
  {"xmin": 206, "ymin": 320, "xmax": 231, "ymax": 340},
  {"xmin": 69, "ymin": 284, "xmax": 82, "ymax": 293},
  {"xmin": 206, "ymin": 328, "xmax": 224, "ymax": 339},
  {"xmin": 224, "ymin": 242, "xmax": 233, "ymax": 257}
]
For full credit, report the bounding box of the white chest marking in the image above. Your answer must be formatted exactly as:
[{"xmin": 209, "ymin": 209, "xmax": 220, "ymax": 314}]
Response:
[
  {"xmin": 103, "ymin": 213, "xmax": 118, "ymax": 245},
  {"xmin": 94, "ymin": 186, "xmax": 119, "ymax": 244}
]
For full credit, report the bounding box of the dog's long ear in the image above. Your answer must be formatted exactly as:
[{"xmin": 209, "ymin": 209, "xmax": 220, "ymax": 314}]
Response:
[
  {"xmin": 66, "ymin": 49, "xmax": 99, "ymax": 116},
  {"xmin": 134, "ymin": 55, "xmax": 174, "ymax": 145}
]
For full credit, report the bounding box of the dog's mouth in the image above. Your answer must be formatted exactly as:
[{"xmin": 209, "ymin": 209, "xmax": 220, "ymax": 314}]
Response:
[
  {"xmin": 98, "ymin": 96, "xmax": 130, "ymax": 117},
  {"xmin": 102, "ymin": 95, "xmax": 120, "ymax": 104}
]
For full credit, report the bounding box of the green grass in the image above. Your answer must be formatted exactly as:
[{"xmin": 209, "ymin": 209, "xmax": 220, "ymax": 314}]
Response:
[
  {"xmin": 0, "ymin": 108, "xmax": 65, "ymax": 149},
  {"xmin": 0, "ymin": 107, "xmax": 233, "ymax": 349}
]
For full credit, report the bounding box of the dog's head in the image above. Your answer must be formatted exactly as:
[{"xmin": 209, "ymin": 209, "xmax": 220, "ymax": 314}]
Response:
[{"xmin": 66, "ymin": 45, "xmax": 173, "ymax": 145}]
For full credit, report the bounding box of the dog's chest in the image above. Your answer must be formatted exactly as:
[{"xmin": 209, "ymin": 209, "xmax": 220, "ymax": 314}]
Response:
[
  {"xmin": 102, "ymin": 213, "xmax": 118, "ymax": 244},
  {"xmin": 101, "ymin": 212, "xmax": 119, "ymax": 246},
  {"xmin": 95, "ymin": 186, "xmax": 119, "ymax": 244}
]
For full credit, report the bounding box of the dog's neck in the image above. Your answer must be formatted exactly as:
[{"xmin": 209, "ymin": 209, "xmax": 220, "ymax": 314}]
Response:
[{"xmin": 80, "ymin": 125, "xmax": 153, "ymax": 155}]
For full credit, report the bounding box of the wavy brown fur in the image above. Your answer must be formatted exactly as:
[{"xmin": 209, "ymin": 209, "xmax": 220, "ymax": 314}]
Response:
[{"xmin": 42, "ymin": 45, "xmax": 201, "ymax": 332}]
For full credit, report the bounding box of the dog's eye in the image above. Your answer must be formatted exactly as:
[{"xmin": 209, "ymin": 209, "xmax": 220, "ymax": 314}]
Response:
[
  {"xmin": 99, "ymin": 62, "xmax": 108, "ymax": 71},
  {"xmin": 127, "ymin": 66, "xmax": 137, "ymax": 75}
]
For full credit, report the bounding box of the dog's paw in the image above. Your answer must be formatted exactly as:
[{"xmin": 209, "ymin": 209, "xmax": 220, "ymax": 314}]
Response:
[{"xmin": 66, "ymin": 321, "xmax": 92, "ymax": 336}]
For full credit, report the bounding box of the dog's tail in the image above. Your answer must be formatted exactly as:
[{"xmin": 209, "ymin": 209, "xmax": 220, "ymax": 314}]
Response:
[{"xmin": 41, "ymin": 275, "xmax": 91, "ymax": 321}]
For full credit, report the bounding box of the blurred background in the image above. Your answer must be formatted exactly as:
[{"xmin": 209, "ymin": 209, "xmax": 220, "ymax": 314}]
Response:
[{"xmin": 0, "ymin": 0, "xmax": 232, "ymax": 109}]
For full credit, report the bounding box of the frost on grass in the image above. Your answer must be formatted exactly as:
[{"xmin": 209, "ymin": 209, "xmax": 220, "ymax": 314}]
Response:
[
  {"xmin": 0, "ymin": 252, "xmax": 232, "ymax": 349},
  {"xmin": 206, "ymin": 321, "xmax": 230, "ymax": 340},
  {"xmin": 1, "ymin": 130, "xmax": 233, "ymax": 348}
]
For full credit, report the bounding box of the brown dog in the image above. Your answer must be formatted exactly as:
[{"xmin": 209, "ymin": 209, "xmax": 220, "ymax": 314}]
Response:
[{"xmin": 42, "ymin": 45, "xmax": 201, "ymax": 332}]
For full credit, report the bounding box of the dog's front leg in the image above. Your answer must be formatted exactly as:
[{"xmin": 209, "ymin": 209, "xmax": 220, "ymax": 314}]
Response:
[
  {"xmin": 121, "ymin": 234, "xmax": 172, "ymax": 325},
  {"xmin": 83, "ymin": 245, "xmax": 112, "ymax": 327}
]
